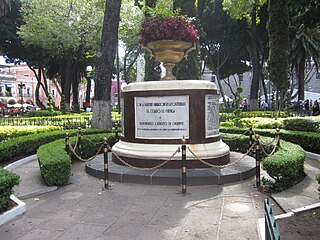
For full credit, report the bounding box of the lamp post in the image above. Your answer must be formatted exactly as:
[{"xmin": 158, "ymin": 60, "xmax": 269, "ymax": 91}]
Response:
[{"xmin": 18, "ymin": 81, "xmax": 25, "ymax": 113}]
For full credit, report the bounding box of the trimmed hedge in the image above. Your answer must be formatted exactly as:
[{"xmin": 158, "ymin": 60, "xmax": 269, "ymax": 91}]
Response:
[
  {"xmin": 220, "ymin": 111, "xmax": 289, "ymax": 121},
  {"xmin": 0, "ymin": 128, "xmax": 107, "ymax": 163},
  {"xmin": 221, "ymin": 133, "xmax": 305, "ymax": 191},
  {"xmin": 26, "ymin": 110, "xmax": 62, "ymax": 117},
  {"xmin": 262, "ymin": 141, "xmax": 305, "ymax": 191},
  {"xmin": 282, "ymin": 117, "xmax": 320, "ymax": 132},
  {"xmin": 0, "ymin": 126, "xmax": 63, "ymax": 142},
  {"xmin": 0, "ymin": 168, "xmax": 20, "ymax": 211},
  {"xmin": 37, "ymin": 133, "xmax": 117, "ymax": 186},
  {"xmin": 220, "ymin": 126, "xmax": 320, "ymax": 154}
]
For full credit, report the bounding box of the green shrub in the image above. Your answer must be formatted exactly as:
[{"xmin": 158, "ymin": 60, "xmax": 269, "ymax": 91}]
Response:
[
  {"xmin": 27, "ymin": 110, "xmax": 62, "ymax": 117},
  {"xmin": 0, "ymin": 168, "xmax": 20, "ymax": 211},
  {"xmin": 220, "ymin": 121, "xmax": 234, "ymax": 128},
  {"xmin": 37, "ymin": 133, "xmax": 116, "ymax": 186},
  {"xmin": 37, "ymin": 139, "xmax": 71, "ymax": 186},
  {"xmin": 219, "ymin": 111, "xmax": 289, "ymax": 121},
  {"xmin": 0, "ymin": 114, "xmax": 91, "ymax": 129},
  {"xmin": 221, "ymin": 132, "xmax": 305, "ymax": 192},
  {"xmin": 316, "ymin": 173, "xmax": 320, "ymax": 183},
  {"xmin": 282, "ymin": 117, "xmax": 320, "ymax": 132},
  {"xmin": 220, "ymin": 126, "xmax": 320, "ymax": 154},
  {"xmin": 0, "ymin": 128, "xmax": 107, "ymax": 163},
  {"xmin": 0, "ymin": 126, "xmax": 63, "ymax": 142},
  {"xmin": 237, "ymin": 117, "xmax": 283, "ymax": 129},
  {"xmin": 263, "ymin": 141, "xmax": 305, "ymax": 191}
]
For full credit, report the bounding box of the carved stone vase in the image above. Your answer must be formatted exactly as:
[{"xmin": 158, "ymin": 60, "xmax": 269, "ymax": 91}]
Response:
[{"xmin": 145, "ymin": 40, "xmax": 196, "ymax": 80}]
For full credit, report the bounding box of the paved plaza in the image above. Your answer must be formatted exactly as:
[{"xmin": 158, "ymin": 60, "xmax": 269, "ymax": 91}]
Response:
[{"xmin": 0, "ymin": 153, "xmax": 319, "ymax": 240}]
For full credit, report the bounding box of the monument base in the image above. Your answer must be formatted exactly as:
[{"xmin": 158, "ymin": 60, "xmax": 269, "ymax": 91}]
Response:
[{"xmin": 112, "ymin": 140, "xmax": 230, "ymax": 169}]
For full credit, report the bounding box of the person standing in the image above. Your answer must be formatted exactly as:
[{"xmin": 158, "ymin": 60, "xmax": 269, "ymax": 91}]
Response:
[{"xmin": 312, "ymin": 100, "xmax": 319, "ymax": 116}]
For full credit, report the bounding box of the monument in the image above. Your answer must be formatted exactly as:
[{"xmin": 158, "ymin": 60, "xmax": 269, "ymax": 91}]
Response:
[{"xmin": 112, "ymin": 14, "xmax": 230, "ymax": 168}]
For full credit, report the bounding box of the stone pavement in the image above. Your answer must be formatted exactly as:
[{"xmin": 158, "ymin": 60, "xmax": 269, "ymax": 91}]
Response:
[{"xmin": 0, "ymin": 153, "xmax": 319, "ymax": 240}]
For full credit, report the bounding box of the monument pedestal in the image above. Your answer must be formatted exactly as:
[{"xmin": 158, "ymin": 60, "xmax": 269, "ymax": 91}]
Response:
[{"xmin": 112, "ymin": 80, "xmax": 230, "ymax": 169}]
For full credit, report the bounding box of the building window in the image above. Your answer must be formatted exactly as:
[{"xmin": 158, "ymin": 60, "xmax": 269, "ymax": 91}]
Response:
[
  {"xmin": 316, "ymin": 72, "xmax": 320, "ymax": 80},
  {"xmin": 52, "ymin": 89, "xmax": 55, "ymax": 97},
  {"xmin": 27, "ymin": 88, "xmax": 30, "ymax": 96},
  {"xmin": 24, "ymin": 74, "xmax": 30, "ymax": 77}
]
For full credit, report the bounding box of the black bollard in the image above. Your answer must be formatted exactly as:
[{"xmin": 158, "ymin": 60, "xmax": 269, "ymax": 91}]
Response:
[
  {"xmin": 275, "ymin": 128, "xmax": 280, "ymax": 148},
  {"xmin": 115, "ymin": 122, "xmax": 119, "ymax": 141},
  {"xmin": 103, "ymin": 137, "xmax": 109, "ymax": 189},
  {"xmin": 77, "ymin": 127, "xmax": 82, "ymax": 158},
  {"xmin": 255, "ymin": 135, "xmax": 261, "ymax": 188},
  {"xmin": 65, "ymin": 132, "xmax": 70, "ymax": 154},
  {"xmin": 181, "ymin": 137, "xmax": 187, "ymax": 194}
]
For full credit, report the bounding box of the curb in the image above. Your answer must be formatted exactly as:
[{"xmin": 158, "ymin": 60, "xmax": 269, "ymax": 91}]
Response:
[
  {"xmin": 257, "ymin": 202, "xmax": 320, "ymax": 240},
  {"xmin": 0, "ymin": 155, "xmax": 37, "ymax": 226},
  {"xmin": 0, "ymin": 195, "xmax": 27, "ymax": 226}
]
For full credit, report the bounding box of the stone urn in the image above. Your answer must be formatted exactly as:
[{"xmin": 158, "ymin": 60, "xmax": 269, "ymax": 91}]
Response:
[{"xmin": 145, "ymin": 40, "xmax": 196, "ymax": 80}]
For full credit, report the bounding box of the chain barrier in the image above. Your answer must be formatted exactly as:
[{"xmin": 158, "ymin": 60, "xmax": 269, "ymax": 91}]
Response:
[
  {"xmin": 68, "ymin": 142, "xmax": 104, "ymax": 162},
  {"xmin": 223, "ymin": 129, "xmax": 250, "ymax": 140},
  {"xmin": 259, "ymin": 135, "xmax": 280, "ymax": 157},
  {"xmin": 187, "ymin": 143, "xmax": 256, "ymax": 169},
  {"xmin": 109, "ymin": 145, "xmax": 180, "ymax": 171}
]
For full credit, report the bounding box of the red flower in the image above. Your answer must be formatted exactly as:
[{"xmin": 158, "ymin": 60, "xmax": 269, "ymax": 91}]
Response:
[{"xmin": 140, "ymin": 14, "xmax": 198, "ymax": 46}]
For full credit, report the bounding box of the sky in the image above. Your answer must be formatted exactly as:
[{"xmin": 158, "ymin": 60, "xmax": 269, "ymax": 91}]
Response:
[{"xmin": 0, "ymin": 56, "xmax": 6, "ymax": 65}]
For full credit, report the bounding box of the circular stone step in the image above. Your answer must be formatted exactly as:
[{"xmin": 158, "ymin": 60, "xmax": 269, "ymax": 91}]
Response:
[{"xmin": 85, "ymin": 152, "xmax": 256, "ymax": 186}]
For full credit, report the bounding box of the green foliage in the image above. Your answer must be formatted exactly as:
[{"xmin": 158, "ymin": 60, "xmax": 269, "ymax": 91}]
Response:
[
  {"xmin": 220, "ymin": 121, "xmax": 234, "ymax": 128},
  {"xmin": 0, "ymin": 128, "xmax": 106, "ymax": 163},
  {"xmin": 237, "ymin": 117, "xmax": 282, "ymax": 129},
  {"xmin": 0, "ymin": 168, "xmax": 20, "ymax": 211},
  {"xmin": 221, "ymin": 132, "xmax": 305, "ymax": 191},
  {"xmin": 0, "ymin": 114, "xmax": 92, "ymax": 129},
  {"xmin": 220, "ymin": 126, "xmax": 320, "ymax": 154},
  {"xmin": 37, "ymin": 139, "xmax": 71, "ymax": 186},
  {"xmin": 263, "ymin": 141, "xmax": 305, "ymax": 191},
  {"xmin": 222, "ymin": 0, "xmax": 267, "ymax": 22},
  {"xmin": 0, "ymin": 126, "xmax": 63, "ymax": 142},
  {"xmin": 60, "ymin": 94, "xmax": 67, "ymax": 114},
  {"xmin": 282, "ymin": 118, "xmax": 320, "ymax": 132},
  {"xmin": 267, "ymin": 0, "xmax": 290, "ymax": 91},
  {"xmin": 219, "ymin": 111, "xmax": 289, "ymax": 122},
  {"xmin": 37, "ymin": 132, "xmax": 116, "ymax": 186},
  {"xmin": 46, "ymin": 93, "xmax": 54, "ymax": 112},
  {"xmin": 144, "ymin": 0, "xmax": 175, "ymax": 18},
  {"xmin": 27, "ymin": 110, "xmax": 61, "ymax": 117}
]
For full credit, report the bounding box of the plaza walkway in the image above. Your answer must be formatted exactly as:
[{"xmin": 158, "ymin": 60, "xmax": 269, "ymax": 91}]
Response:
[{"xmin": 0, "ymin": 153, "xmax": 319, "ymax": 240}]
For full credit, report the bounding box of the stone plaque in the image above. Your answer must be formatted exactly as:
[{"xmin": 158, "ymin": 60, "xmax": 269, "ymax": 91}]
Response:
[
  {"xmin": 205, "ymin": 94, "xmax": 219, "ymax": 137},
  {"xmin": 135, "ymin": 96, "xmax": 189, "ymax": 139}
]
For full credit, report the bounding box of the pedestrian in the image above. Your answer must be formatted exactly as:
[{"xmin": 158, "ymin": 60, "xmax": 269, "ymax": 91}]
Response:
[{"xmin": 312, "ymin": 100, "xmax": 319, "ymax": 116}]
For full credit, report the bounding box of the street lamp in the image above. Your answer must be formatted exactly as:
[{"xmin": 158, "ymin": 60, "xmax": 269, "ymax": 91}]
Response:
[{"xmin": 18, "ymin": 81, "xmax": 25, "ymax": 113}]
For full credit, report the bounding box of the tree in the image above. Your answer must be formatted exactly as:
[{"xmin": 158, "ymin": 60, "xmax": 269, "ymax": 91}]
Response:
[
  {"xmin": 19, "ymin": 0, "xmax": 104, "ymax": 111},
  {"xmin": 119, "ymin": 0, "xmax": 144, "ymax": 82},
  {"xmin": 222, "ymin": 0, "xmax": 267, "ymax": 110},
  {"xmin": 91, "ymin": 0, "xmax": 121, "ymax": 129},
  {"xmin": 288, "ymin": 0, "xmax": 320, "ymax": 100},
  {"xmin": 201, "ymin": 0, "xmax": 251, "ymax": 106},
  {"xmin": 173, "ymin": 0, "xmax": 200, "ymax": 80},
  {"xmin": 0, "ymin": 0, "xmax": 11, "ymax": 16},
  {"xmin": 268, "ymin": 0, "xmax": 289, "ymax": 116}
]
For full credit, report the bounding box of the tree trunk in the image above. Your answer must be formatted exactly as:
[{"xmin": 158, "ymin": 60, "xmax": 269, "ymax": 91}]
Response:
[
  {"xmin": 92, "ymin": 0, "xmax": 121, "ymax": 129},
  {"xmin": 60, "ymin": 59, "xmax": 72, "ymax": 111},
  {"xmin": 297, "ymin": 56, "xmax": 305, "ymax": 100},
  {"xmin": 249, "ymin": 5, "xmax": 260, "ymax": 110},
  {"xmin": 85, "ymin": 77, "xmax": 91, "ymax": 104},
  {"xmin": 71, "ymin": 63, "xmax": 80, "ymax": 112}
]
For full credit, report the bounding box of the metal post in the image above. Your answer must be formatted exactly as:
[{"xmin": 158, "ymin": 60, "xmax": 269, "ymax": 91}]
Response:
[
  {"xmin": 103, "ymin": 137, "xmax": 109, "ymax": 189},
  {"xmin": 115, "ymin": 122, "xmax": 119, "ymax": 141},
  {"xmin": 77, "ymin": 127, "xmax": 82, "ymax": 158},
  {"xmin": 181, "ymin": 137, "xmax": 187, "ymax": 194},
  {"xmin": 275, "ymin": 128, "xmax": 280, "ymax": 148},
  {"xmin": 255, "ymin": 134, "xmax": 261, "ymax": 188},
  {"xmin": 249, "ymin": 126, "xmax": 254, "ymax": 156},
  {"xmin": 65, "ymin": 132, "xmax": 70, "ymax": 154}
]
